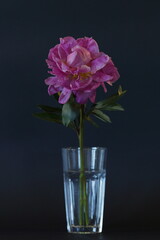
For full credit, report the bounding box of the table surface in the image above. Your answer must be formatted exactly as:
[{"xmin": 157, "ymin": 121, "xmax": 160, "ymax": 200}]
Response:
[{"xmin": 0, "ymin": 231, "xmax": 160, "ymax": 240}]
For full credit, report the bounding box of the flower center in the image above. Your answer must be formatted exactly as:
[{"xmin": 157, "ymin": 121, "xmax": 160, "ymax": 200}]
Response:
[{"xmin": 72, "ymin": 72, "xmax": 91, "ymax": 81}]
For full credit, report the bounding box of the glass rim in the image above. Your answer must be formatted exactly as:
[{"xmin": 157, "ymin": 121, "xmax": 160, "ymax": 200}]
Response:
[{"xmin": 62, "ymin": 147, "xmax": 107, "ymax": 151}]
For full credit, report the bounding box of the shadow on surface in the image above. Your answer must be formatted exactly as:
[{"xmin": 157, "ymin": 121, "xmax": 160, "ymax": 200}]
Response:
[{"xmin": 0, "ymin": 231, "xmax": 160, "ymax": 240}]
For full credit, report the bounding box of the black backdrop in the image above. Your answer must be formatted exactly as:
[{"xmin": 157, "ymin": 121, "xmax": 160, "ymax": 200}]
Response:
[{"xmin": 0, "ymin": 0, "xmax": 160, "ymax": 232}]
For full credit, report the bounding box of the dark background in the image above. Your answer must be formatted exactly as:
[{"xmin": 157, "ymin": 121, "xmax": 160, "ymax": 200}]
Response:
[{"xmin": 0, "ymin": 0, "xmax": 160, "ymax": 233}]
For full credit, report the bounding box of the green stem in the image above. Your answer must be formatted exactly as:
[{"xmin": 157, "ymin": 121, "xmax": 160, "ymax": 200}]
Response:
[
  {"xmin": 79, "ymin": 105, "xmax": 89, "ymax": 226},
  {"xmin": 79, "ymin": 106, "xmax": 84, "ymax": 171}
]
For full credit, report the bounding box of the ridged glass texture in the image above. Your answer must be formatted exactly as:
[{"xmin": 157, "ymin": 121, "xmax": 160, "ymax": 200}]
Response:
[{"xmin": 62, "ymin": 147, "xmax": 107, "ymax": 234}]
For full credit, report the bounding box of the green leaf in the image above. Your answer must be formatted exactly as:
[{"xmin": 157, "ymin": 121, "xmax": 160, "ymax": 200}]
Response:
[
  {"xmin": 100, "ymin": 103, "xmax": 124, "ymax": 111},
  {"xmin": 32, "ymin": 112, "xmax": 62, "ymax": 124},
  {"xmin": 92, "ymin": 109, "xmax": 111, "ymax": 123},
  {"xmin": 84, "ymin": 115, "xmax": 99, "ymax": 127},
  {"xmin": 37, "ymin": 105, "xmax": 61, "ymax": 113},
  {"xmin": 68, "ymin": 121, "xmax": 78, "ymax": 133},
  {"xmin": 62, "ymin": 102, "xmax": 79, "ymax": 127},
  {"xmin": 95, "ymin": 86, "xmax": 127, "ymax": 110}
]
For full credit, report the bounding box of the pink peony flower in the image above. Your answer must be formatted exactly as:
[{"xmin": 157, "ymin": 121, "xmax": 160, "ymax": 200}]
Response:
[{"xmin": 45, "ymin": 36, "xmax": 120, "ymax": 104}]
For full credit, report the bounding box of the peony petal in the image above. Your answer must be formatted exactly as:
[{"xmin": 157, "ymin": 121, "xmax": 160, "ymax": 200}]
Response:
[
  {"xmin": 87, "ymin": 38, "xmax": 99, "ymax": 57},
  {"xmin": 92, "ymin": 71, "xmax": 113, "ymax": 82},
  {"xmin": 46, "ymin": 59, "xmax": 57, "ymax": 69},
  {"xmin": 48, "ymin": 64, "xmax": 67, "ymax": 79},
  {"xmin": 58, "ymin": 45, "xmax": 67, "ymax": 60},
  {"xmin": 77, "ymin": 37, "xmax": 99, "ymax": 58},
  {"xmin": 71, "ymin": 45, "xmax": 91, "ymax": 64},
  {"xmin": 89, "ymin": 91, "xmax": 96, "ymax": 103},
  {"xmin": 107, "ymin": 81, "xmax": 113, "ymax": 86},
  {"xmin": 59, "ymin": 88, "xmax": 72, "ymax": 104},
  {"xmin": 60, "ymin": 36, "xmax": 76, "ymax": 45},
  {"xmin": 45, "ymin": 76, "xmax": 58, "ymax": 85},
  {"xmin": 60, "ymin": 62, "xmax": 69, "ymax": 72},
  {"xmin": 70, "ymin": 76, "xmax": 93, "ymax": 90},
  {"xmin": 75, "ymin": 91, "xmax": 91, "ymax": 104},
  {"xmin": 78, "ymin": 65, "xmax": 91, "ymax": 73},
  {"xmin": 101, "ymin": 82, "xmax": 107, "ymax": 92},
  {"xmin": 82, "ymin": 82, "xmax": 100, "ymax": 92},
  {"xmin": 48, "ymin": 45, "xmax": 59, "ymax": 61},
  {"xmin": 91, "ymin": 54, "xmax": 110, "ymax": 74},
  {"xmin": 67, "ymin": 51, "xmax": 83, "ymax": 67},
  {"xmin": 102, "ymin": 59, "xmax": 120, "ymax": 84},
  {"xmin": 59, "ymin": 36, "xmax": 77, "ymax": 54},
  {"xmin": 48, "ymin": 85, "xmax": 61, "ymax": 95},
  {"xmin": 75, "ymin": 90, "xmax": 96, "ymax": 104}
]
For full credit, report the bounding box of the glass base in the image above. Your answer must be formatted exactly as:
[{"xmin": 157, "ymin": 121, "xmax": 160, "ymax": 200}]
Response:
[{"xmin": 68, "ymin": 225, "xmax": 102, "ymax": 234}]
